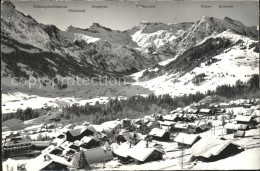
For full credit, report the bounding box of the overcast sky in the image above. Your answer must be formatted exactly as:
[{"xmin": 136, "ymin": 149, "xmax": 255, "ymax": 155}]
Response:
[{"xmin": 13, "ymin": 0, "xmax": 259, "ymax": 31}]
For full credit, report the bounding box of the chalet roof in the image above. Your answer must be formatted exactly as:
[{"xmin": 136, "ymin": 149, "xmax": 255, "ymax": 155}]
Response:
[
  {"xmin": 163, "ymin": 114, "xmax": 179, "ymax": 121},
  {"xmin": 199, "ymin": 109, "xmax": 213, "ymax": 113},
  {"xmin": 67, "ymin": 129, "xmax": 81, "ymax": 137},
  {"xmin": 159, "ymin": 121, "xmax": 176, "ymax": 126},
  {"xmin": 101, "ymin": 120, "xmax": 121, "ymax": 130},
  {"xmin": 26, "ymin": 154, "xmax": 72, "ymax": 171},
  {"xmin": 174, "ymin": 122, "xmax": 189, "ymax": 129},
  {"xmin": 115, "ymin": 131, "xmax": 133, "ymax": 142},
  {"xmin": 197, "ymin": 124, "xmax": 211, "ymax": 131},
  {"xmin": 191, "ymin": 136, "xmax": 240, "ymax": 159},
  {"xmin": 235, "ymin": 115, "xmax": 253, "ymax": 123},
  {"xmin": 149, "ymin": 128, "xmax": 168, "ymax": 138},
  {"xmin": 174, "ymin": 133, "xmax": 200, "ymax": 145},
  {"xmin": 80, "ymin": 125, "xmax": 97, "ymax": 134},
  {"xmin": 72, "ymin": 147, "xmax": 113, "ymax": 166},
  {"xmin": 113, "ymin": 142, "xmax": 132, "ymax": 158},
  {"xmin": 224, "ymin": 123, "xmax": 248, "ymax": 130},
  {"xmin": 81, "ymin": 136, "xmax": 100, "ymax": 144},
  {"xmin": 128, "ymin": 147, "xmax": 163, "ymax": 162}
]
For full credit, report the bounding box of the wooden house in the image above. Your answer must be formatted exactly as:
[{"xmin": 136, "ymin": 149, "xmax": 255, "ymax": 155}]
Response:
[
  {"xmin": 191, "ymin": 137, "xmax": 243, "ymax": 162},
  {"xmin": 199, "ymin": 109, "xmax": 214, "ymax": 115},
  {"xmin": 72, "ymin": 146, "xmax": 113, "ymax": 166},
  {"xmin": 235, "ymin": 115, "xmax": 253, "ymax": 125},
  {"xmin": 128, "ymin": 147, "xmax": 164, "ymax": 164},
  {"xmin": 174, "ymin": 133, "xmax": 200, "ymax": 148},
  {"xmin": 148, "ymin": 128, "xmax": 170, "ymax": 141},
  {"xmin": 26, "ymin": 154, "xmax": 72, "ymax": 171},
  {"xmin": 65, "ymin": 126, "xmax": 97, "ymax": 142},
  {"xmin": 79, "ymin": 136, "xmax": 101, "ymax": 149}
]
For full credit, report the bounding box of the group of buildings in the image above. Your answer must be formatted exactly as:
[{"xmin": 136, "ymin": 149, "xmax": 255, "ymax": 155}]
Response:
[{"xmin": 2, "ymin": 98, "xmax": 260, "ymax": 170}]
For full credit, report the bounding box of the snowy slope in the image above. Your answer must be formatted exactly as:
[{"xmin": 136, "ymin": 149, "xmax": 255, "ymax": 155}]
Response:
[{"xmin": 132, "ymin": 31, "xmax": 259, "ymax": 97}]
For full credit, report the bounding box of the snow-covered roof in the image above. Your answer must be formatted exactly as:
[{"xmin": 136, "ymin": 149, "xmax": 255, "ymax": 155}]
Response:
[
  {"xmin": 163, "ymin": 114, "xmax": 179, "ymax": 121},
  {"xmin": 80, "ymin": 125, "xmax": 97, "ymax": 134},
  {"xmin": 149, "ymin": 128, "xmax": 168, "ymax": 137},
  {"xmin": 235, "ymin": 115, "xmax": 253, "ymax": 123},
  {"xmin": 174, "ymin": 133, "xmax": 200, "ymax": 145},
  {"xmin": 101, "ymin": 120, "xmax": 121, "ymax": 129},
  {"xmin": 199, "ymin": 109, "xmax": 213, "ymax": 113},
  {"xmin": 81, "ymin": 136, "xmax": 100, "ymax": 144},
  {"xmin": 113, "ymin": 142, "xmax": 132, "ymax": 158},
  {"xmin": 224, "ymin": 123, "xmax": 248, "ymax": 130},
  {"xmin": 191, "ymin": 136, "xmax": 240, "ymax": 159},
  {"xmin": 72, "ymin": 147, "xmax": 113, "ymax": 166},
  {"xmin": 128, "ymin": 147, "xmax": 163, "ymax": 162},
  {"xmin": 174, "ymin": 122, "xmax": 189, "ymax": 129},
  {"xmin": 26, "ymin": 154, "xmax": 72, "ymax": 171},
  {"xmin": 159, "ymin": 120, "xmax": 176, "ymax": 126}
]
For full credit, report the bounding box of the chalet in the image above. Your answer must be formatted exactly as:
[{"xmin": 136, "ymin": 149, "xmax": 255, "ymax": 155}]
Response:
[
  {"xmin": 65, "ymin": 126, "xmax": 97, "ymax": 142},
  {"xmin": 114, "ymin": 131, "xmax": 134, "ymax": 144},
  {"xmin": 191, "ymin": 136, "xmax": 243, "ymax": 162},
  {"xmin": 113, "ymin": 142, "xmax": 133, "ymax": 163},
  {"xmin": 180, "ymin": 114, "xmax": 196, "ymax": 122},
  {"xmin": 128, "ymin": 146, "xmax": 164, "ymax": 164},
  {"xmin": 79, "ymin": 136, "xmax": 101, "ymax": 149},
  {"xmin": 174, "ymin": 133, "xmax": 201, "ymax": 148},
  {"xmin": 195, "ymin": 124, "xmax": 212, "ymax": 133},
  {"xmin": 173, "ymin": 122, "xmax": 191, "ymax": 132},
  {"xmin": 3, "ymin": 137, "xmax": 32, "ymax": 158},
  {"xmin": 163, "ymin": 114, "xmax": 181, "ymax": 122},
  {"xmin": 101, "ymin": 120, "xmax": 121, "ymax": 131},
  {"xmin": 159, "ymin": 120, "xmax": 176, "ymax": 127},
  {"xmin": 148, "ymin": 128, "xmax": 170, "ymax": 141},
  {"xmin": 235, "ymin": 115, "xmax": 253, "ymax": 124},
  {"xmin": 72, "ymin": 146, "xmax": 113, "ymax": 166},
  {"xmin": 199, "ymin": 109, "xmax": 214, "ymax": 115},
  {"xmin": 187, "ymin": 109, "xmax": 199, "ymax": 114},
  {"xmin": 224, "ymin": 123, "xmax": 248, "ymax": 134},
  {"xmin": 26, "ymin": 154, "xmax": 72, "ymax": 171}
]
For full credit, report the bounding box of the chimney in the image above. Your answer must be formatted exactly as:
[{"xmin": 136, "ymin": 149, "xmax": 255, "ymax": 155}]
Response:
[{"xmin": 146, "ymin": 140, "xmax": 148, "ymax": 148}]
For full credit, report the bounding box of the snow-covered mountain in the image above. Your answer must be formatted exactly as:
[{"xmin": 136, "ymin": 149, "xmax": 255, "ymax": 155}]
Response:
[
  {"xmin": 1, "ymin": 1, "xmax": 259, "ymax": 96},
  {"xmin": 133, "ymin": 29, "xmax": 259, "ymax": 97},
  {"xmin": 1, "ymin": 1, "xmax": 172, "ymax": 82}
]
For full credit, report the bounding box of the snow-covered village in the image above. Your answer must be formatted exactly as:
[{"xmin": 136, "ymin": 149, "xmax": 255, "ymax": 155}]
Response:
[{"xmin": 1, "ymin": 0, "xmax": 260, "ymax": 170}]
